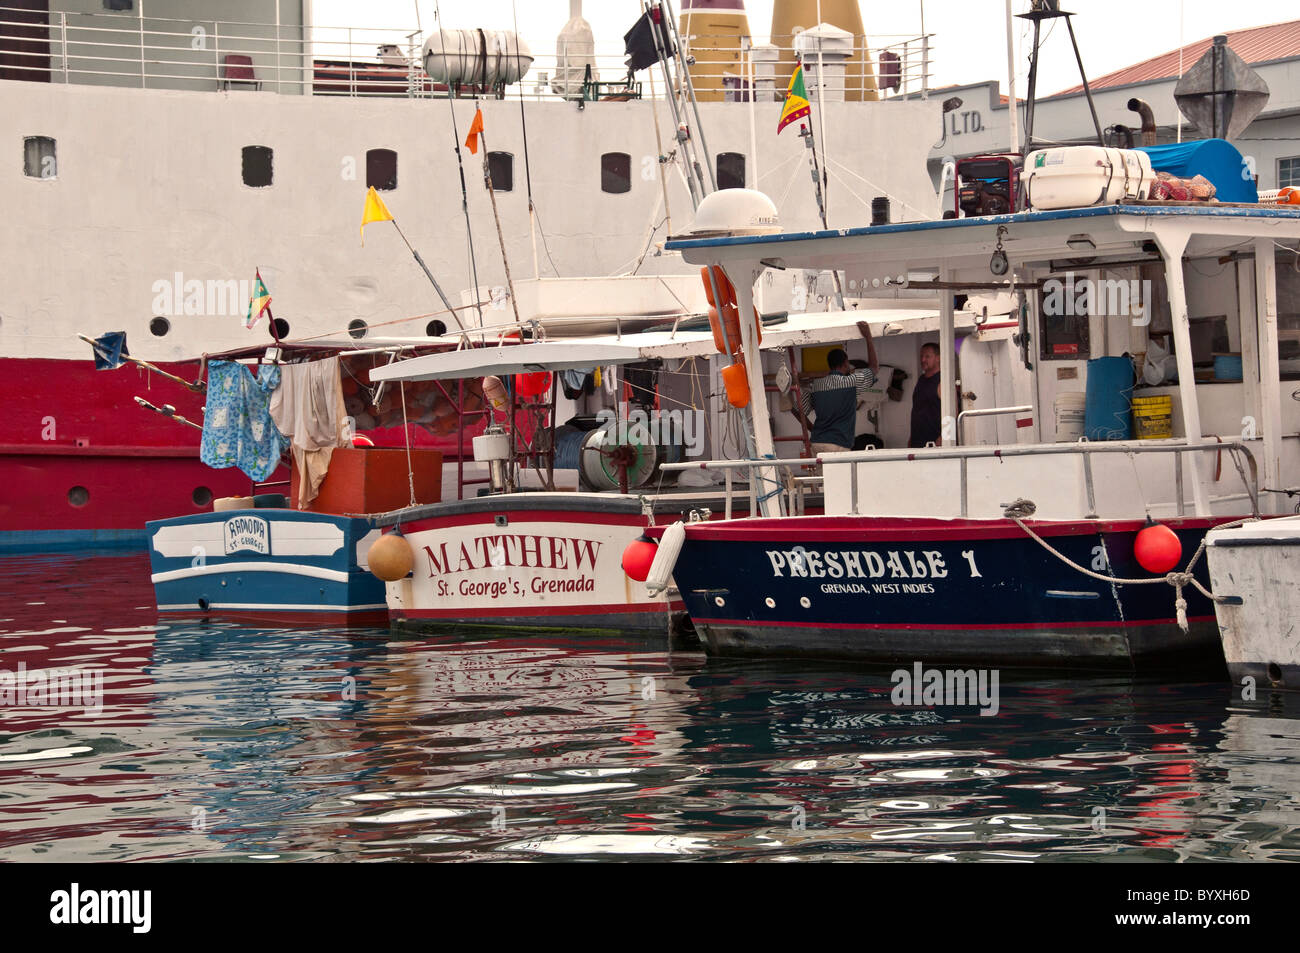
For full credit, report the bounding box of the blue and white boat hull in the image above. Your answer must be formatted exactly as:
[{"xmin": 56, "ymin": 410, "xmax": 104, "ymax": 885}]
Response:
[{"xmin": 147, "ymin": 509, "xmax": 387, "ymax": 623}]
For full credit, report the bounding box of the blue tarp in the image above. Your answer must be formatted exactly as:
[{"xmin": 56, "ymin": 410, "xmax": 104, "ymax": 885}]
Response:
[{"xmin": 1136, "ymin": 139, "xmax": 1258, "ymax": 203}]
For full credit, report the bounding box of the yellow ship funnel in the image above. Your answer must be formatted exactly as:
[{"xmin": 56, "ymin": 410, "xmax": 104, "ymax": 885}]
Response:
[
  {"xmin": 679, "ymin": 0, "xmax": 753, "ymax": 102},
  {"xmin": 771, "ymin": 0, "xmax": 878, "ymax": 102}
]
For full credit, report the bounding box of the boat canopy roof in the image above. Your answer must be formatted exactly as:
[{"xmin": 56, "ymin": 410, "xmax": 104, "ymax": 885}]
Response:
[
  {"xmin": 666, "ymin": 204, "xmax": 1300, "ymax": 275},
  {"xmin": 369, "ymin": 307, "xmax": 946, "ymax": 383}
]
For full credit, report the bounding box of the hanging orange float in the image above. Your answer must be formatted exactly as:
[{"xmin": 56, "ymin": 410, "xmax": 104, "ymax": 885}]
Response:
[
  {"xmin": 701, "ymin": 266, "xmax": 761, "ymax": 356},
  {"xmin": 720, "ymin": 359, "xmax": 750, "ymax": 408}
]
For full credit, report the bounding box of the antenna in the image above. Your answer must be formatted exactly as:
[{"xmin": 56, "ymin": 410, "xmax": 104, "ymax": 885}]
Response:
[{"xmin": 1018, "ymin": 2, "xmax": 1103, "ymax": 153}]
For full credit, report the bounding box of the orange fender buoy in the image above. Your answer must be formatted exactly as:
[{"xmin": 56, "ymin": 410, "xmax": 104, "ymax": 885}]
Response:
[{"xmin": 721, "ymin": 359, "xmax": 750, "ymax": 408}]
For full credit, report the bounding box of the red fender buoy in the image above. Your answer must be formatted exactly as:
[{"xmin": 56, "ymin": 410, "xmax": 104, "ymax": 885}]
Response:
[
  {"xmin": 1134, "ymin": 523, "xmax": 1181, "ymax": 574},
  {"xmin": 621, "ymin": 534, "xmax": 658, "ymax": 582}
]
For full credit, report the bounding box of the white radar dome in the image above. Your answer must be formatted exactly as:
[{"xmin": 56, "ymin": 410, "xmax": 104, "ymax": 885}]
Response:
[{"xmin": 688, "ymin": 189, "xmax": 781, "ymax": 238}]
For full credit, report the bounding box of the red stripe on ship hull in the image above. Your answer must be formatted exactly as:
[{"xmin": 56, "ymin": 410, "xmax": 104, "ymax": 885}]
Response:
[
  {"xmin": 696, "ymin": 614, "xmax": 1217, "ymax": 631},
  {"xmin": 399, "ymin": 510, "xmax": 647, "ymax": 533},
  {"xmin": 670, "ymin": 515, "xmax": 1240, "ymax": 543},
  {"xmin": 394, "ymin": 602, "xmax": 671, "ymax": 620}
]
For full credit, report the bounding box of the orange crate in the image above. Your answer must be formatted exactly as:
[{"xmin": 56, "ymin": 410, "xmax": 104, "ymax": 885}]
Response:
[{"xmin": 290, "ymin": 447, "xmax": 442, "ymax": 514}]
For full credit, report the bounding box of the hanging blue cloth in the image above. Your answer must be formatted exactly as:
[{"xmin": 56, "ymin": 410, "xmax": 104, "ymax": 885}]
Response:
[
  {"xmin": 200, "ymin": 361, "xmax": 287, "ymax": 482},
  {"xmin": 1136, "ymin": 139, "xmax": 1258, "ymax": 203}
]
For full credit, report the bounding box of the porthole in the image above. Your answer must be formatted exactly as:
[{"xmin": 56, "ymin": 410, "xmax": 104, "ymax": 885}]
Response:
[
  {"xmin": 366, "ymin": 148, "xmax": 397, "ymax": 191},
  {"xmin": 426, "ymin": 319, "xmax": 447, "ymax": 337},
  {"xmin": 348, "ymin": 319, "xmax": 368, "ymax": 339},
  {"xmin": 241, "ymin": 145, "xmax": 273, "ymax": 187},
  {"xmin": 487, "ymin": 151, "xmax": 514, "ymax": 192},
  {"xmin": 716, "ymin": 152, "xmax": 746, "ymax": 190},
  {"xmin": 23, "ymin": 136, "xmax": 57, "ymax": 179},
  {"xmin": 192, "ymin": 486, "xmax": 213, "ymax": 507},
  {"xmin": 150, "ymin": 316, "xmax": 170, "ymax": 337},
  {"xmin": 68, "ymin": 486, "xmax": 89, "ymax": 507},
  {"xmin": 601, "ymin": 152, "xmax": 631, "ymax": 194},
  {"xmin": 272, "ymin": 318, "xmax": 290, "ymax": 339}
]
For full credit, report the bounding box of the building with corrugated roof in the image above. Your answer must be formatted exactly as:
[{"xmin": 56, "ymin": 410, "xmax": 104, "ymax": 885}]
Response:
[{"xmin": 915, "ymin": 18, "xmax": 1300, "ymax": 201}]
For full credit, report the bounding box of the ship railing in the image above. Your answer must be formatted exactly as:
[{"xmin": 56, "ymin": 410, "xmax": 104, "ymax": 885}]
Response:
[
  {"xmin": 659, "ymin": 439, "xmax": 1262, "ymax": 522},
  {"xmin": 0, "ymin": 8, "xmax": 933, "ymax": 101},
  {"xmin": 681, "ymin": 31, "xmax": 934, "ymax": 102}
]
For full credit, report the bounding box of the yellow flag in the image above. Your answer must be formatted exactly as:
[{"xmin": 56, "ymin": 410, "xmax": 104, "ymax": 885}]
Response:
[{"xmin": 360, "ymin": 186, "xmax": 394, "ymax": 245}]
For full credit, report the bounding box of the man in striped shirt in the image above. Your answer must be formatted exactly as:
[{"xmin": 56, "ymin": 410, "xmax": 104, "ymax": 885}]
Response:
[{"xmin": 795, "ymin": 321, "xmax": 879, "ymax": 453}]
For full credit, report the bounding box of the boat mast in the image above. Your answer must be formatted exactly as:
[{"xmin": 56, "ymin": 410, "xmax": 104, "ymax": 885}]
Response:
[{"xmin": 797, "ymin": 54, "xmax": 846, "ymax": 311}]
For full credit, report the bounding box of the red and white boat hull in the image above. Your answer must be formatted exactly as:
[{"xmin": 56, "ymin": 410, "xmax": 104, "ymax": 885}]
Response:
[{"xmin": 385, "ymin": 495, "xmax": 675, "ymax": 632}]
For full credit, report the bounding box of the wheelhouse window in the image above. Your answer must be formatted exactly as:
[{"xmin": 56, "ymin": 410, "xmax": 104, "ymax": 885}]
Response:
[
  {"xmin": 241, "ymin": 145, "xmax": 273, "ymax": 187},
  {"xmin": 23, "ymin": 136, "xmax": 56, "ymax": 179},
  {"xmin": 367, "ymin": 148, "xmax": 398, "ymax": 191},
  {"xmin": 487, "ymin": 151, "xmax": 514, "ymax": 192},
  {"xmin": 601, "ymin": 152, "xmax": 631, "ymax": 194},
  {"xmin": 716, "ymin": 152, "xmax": 746, "ymax": 190},
  {"xmin": 1280, "ymin": 156, "xmax": 1300, "ymax": 189}
]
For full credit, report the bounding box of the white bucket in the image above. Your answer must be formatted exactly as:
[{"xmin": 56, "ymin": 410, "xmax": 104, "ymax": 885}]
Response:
[
  {"xmin": 472, "ymin": 432, "xmax": 511, "ymax": 462},
  {"xmin": 1055, "ymin": 392, "xmax": 1086, "ymax": 443}
]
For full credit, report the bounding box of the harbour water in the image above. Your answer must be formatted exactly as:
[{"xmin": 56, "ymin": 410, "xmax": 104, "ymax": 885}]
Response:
[{"xmin": 1, "ymin": 553, "xmax": 1298, "ymax": 863}]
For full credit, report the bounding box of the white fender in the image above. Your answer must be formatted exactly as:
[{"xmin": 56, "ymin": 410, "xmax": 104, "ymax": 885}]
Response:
[{"xmin": 645, "ymin": 520, "xmax": 686, "ymax": 595}]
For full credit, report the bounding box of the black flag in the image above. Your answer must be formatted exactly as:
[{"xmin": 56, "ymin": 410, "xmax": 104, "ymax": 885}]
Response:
[{"xmin": 625, "ymin": 5, "xmax": 672, "ymax": 72}]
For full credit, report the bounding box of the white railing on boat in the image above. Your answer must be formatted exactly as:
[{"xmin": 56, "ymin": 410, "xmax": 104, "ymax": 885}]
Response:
[
  {"xmin": 0, "ymin": 7, "xmax": 933, "ymax": 100},
  {"xmin": 660, "ymin": 439, "xmax": 1262, "ymax": 522}
]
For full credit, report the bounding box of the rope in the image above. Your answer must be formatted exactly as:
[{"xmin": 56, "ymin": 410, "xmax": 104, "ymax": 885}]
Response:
[
  {"xmin": 1009, "ymin": 512, "xmax": 1260, "ymax": 633},
  {"xmin": 398, "ymin": 378, "xmax": 417, "ymax": 507}
]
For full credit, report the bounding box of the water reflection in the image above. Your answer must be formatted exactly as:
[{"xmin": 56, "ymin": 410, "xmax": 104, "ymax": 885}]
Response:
[{"xmin": 0, "ymin": 554, "xmax": 1297, "ymax": 861}]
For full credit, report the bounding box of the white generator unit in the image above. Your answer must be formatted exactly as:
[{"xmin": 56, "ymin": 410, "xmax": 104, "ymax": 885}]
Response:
[{"xmin": 1023, "ymin": 147, "xmax": 1156, "ymax": 210}]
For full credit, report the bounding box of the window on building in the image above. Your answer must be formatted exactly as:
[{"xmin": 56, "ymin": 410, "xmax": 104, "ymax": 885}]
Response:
[
  {"xmin": 23, "ymin": 136, "xmax": 56, "ymax": 179},
  {"xmin": 601, "ymin": 152, "xmax": 631, "ymax": 194},
  {"xmin": 716, "ymin": 152, "xmax": 746, "ymax": 190},
  {"xmin": 367, "ymin": 148, "xmax": 397, "ymax": 191},
  {"xmin": 241, "ymin": 145, "xmax": 273, "ymax": 187},
  {"xmin": 1280, "ymin": 156, "xmax": 1300, "ymax": 189},
  {"xmin": 487, "ymin": 151, "xmax": 514, "ymax": 192}
]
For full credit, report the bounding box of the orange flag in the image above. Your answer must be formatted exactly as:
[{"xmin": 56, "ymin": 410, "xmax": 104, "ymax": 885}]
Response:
[{"xmin": 464, "ymin": 108, "xmax": 484, "ymax": 155}]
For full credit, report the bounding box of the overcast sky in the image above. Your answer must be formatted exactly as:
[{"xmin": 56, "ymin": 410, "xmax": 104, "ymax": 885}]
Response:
[{"xmin": 312, "ymin": 0, "xmax": 1300, "ymax": 97}]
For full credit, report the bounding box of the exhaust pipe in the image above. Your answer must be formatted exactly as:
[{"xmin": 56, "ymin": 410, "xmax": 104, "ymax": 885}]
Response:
[{"xmin": 1127, "ymin": 98, "xmax": 1157, "ymax": 146}]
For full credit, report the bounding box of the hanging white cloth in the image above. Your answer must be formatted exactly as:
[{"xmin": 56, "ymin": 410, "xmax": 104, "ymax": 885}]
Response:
[{"xmin": 269, "ymin": 356, "xmax": 349, "ymax": 508}]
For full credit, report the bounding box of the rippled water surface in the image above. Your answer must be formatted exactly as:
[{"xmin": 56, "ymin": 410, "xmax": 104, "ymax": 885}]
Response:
[{"xmin": 1, "ymin": 553, "xmax": 1298, "ymax": 862}]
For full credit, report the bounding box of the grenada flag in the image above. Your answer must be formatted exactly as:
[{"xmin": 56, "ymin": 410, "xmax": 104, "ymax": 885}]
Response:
[
  {"xmin": 778, "ymin": 64, "xmax": 811, "ymax": 135},
  {"xmin": 245, "ymin": 269, "xmax": 271, "ymax": 329}
]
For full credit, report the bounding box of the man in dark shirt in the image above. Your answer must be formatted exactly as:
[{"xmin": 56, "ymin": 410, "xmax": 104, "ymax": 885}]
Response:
[
  {"xmin": 909, "ymin": 342, "xmax": 942, "ymax": 448},
  {"xmin": 795, "ymin": 321, "xmax": 878, "ymax": 453}
]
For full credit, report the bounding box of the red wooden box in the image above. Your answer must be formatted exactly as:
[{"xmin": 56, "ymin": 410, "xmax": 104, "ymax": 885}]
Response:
[{"xmin": 289, "ymin": 447, "xmax": 443, "ymax": 514}]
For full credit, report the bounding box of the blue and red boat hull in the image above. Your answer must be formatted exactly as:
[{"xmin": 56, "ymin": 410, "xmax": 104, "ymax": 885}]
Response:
[{"xmin": 667, "ymin": 515, "xmax": 1234, "ymax": 671}]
